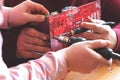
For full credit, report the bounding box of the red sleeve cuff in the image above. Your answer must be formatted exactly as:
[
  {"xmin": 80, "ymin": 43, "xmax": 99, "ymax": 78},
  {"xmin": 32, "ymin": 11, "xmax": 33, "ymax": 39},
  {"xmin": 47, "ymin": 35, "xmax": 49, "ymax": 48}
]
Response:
[{"xmin": 113, "ymin": 23, "xmax": 120, "ymax": 52}]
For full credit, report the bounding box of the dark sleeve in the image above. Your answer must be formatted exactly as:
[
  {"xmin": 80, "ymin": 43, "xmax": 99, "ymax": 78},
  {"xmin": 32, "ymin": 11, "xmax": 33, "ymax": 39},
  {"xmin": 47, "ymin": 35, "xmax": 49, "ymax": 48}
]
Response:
[{"xmin": 101, "ymin": 0, "xmax": 120, "ymax": 23}]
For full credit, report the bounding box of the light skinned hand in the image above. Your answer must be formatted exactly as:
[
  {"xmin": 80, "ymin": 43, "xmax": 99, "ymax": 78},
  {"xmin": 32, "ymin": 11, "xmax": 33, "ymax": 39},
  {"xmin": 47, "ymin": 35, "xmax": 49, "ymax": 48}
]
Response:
[
  {"xmin": 56, "ymin": 39, "xmax": 110, "ymax": 73},
  {"xmin": 8, "ymin": 0, "xmax": 49, "ymax": 27},
  {"xmin": 17, "ymin": 27, "xmax": 50, "ymax": 59},
  {"xmin": 79, "ymin": 17, "xmax": 117, "ymax": 49}
]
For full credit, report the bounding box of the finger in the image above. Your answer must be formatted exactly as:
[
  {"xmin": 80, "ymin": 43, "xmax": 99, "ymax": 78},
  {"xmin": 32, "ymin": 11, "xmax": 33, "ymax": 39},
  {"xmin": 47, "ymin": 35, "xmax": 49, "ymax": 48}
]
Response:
[
  {"xmin": 79, "ymin": 32, "xmax": 104, "ymax": 40},
  {"xmin": 81, "ymin": 22, "xmax": 109, "ymax": 33},
  {"xmin": 27, "ymin": 0, "xmax": 49, "ymax": 15},
  {"xmin": 20, "ymin": 33, "xmax": 50, "ymax": 47},
  {"xmin": 86, "ymin": 16, "xmax": 94, "ymax": 22},
  {"xmin": 17, "ymin": 40, "xmax": 50, "ymax": 54},
  {"xmin": 25, "ymin": 36, "xmax": 50, "ymax": 47},
  {"xmin": 86, "ymin": 39, "xmax": 110, "ymax": 49},
  {"xmin": 87, "ymin": 17, "xmax": 105, "ymax": 24},
  {"xmin": 25, "ymin": 43, "xmax": 50, "ymax": 53},
  {"xmin": 27, "ymin": 14, "xmax": 46, "ymax": 22},
  {"xmin": 24, "ymin": 28, "xmax": 49, "ymax": 41}
]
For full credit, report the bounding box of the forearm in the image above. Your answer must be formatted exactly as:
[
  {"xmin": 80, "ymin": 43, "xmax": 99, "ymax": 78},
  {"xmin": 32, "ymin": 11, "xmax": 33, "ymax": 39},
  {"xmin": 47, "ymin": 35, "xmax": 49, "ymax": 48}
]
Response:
[
  {"xmin": 1, "ymin": 52, "xmax": 67, "ymax": 80},
  {"xmin": 113, "ymin": 23, "xmax": 120, "ymax": 53}
]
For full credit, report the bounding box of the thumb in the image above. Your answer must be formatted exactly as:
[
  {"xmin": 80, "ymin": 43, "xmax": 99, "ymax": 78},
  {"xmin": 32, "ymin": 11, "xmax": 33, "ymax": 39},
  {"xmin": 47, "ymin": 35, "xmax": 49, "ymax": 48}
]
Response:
[
  {"xmin": 87, "ymin": 40, "xmax": 111, "ymax": 65},
  {"xmin": 88, "ymin": 40, "xmax": 110, "ymax": 49}
]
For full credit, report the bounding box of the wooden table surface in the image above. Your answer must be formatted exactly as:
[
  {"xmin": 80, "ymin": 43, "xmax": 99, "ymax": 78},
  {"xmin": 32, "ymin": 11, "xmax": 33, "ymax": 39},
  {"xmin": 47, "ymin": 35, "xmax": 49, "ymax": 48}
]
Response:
[{"xmin": 64, "ymin": 60, "xmax": 120, "ymax": 80}]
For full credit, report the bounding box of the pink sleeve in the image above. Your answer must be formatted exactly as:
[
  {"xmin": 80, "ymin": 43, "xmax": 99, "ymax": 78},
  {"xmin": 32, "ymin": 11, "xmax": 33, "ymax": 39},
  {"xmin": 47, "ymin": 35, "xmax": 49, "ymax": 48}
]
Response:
[
  {"xmin": 113, "ymin": 23, "xmax": 120, "ymax": 53},
  {"xmin": 0, "ymin": 52, "xmax": 68, "ymax": 80},
  {"xmin": 1, "ymin": 6, "xmax": 11, "ymax": 29}
]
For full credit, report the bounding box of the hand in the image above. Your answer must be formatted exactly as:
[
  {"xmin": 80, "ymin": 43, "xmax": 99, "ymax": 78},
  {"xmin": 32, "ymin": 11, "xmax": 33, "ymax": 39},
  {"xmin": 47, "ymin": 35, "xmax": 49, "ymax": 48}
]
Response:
[
  {"xmin": 79, "ymin": 18, "xmax": 117, "ymax": 49},
  {"xmin": 8, "ymin": 0, "xmax": 49, "ymax": 27},
  {"xmin": 17, "ymin": 27, "xmax": 50, "ymax": 59},
  {"xmin": 56, "ymin": 39, "xmax": 110, "ymax": 73}
]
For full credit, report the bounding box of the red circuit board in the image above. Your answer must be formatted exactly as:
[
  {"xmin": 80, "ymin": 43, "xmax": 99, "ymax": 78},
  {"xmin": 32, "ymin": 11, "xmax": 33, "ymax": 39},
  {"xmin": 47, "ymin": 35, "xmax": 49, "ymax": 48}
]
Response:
[{"xmin": 49, "ymin": 0, "xmax": 101, "ymax": 51}]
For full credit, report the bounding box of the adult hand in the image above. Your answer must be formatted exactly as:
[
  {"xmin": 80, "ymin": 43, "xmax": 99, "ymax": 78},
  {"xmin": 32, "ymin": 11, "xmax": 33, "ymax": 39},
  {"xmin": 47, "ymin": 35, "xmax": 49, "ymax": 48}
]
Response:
[
  {"xmin": 16, "ymin": 27, "xmax": 50, "ymax": 59},
  {"xmin": 79, "ymin": 18, "xmax": 117, "ymax": 49},
  {"xmin": 57, "ymin": 39, "xmax": 110, "ymax": 73},
  {"xmin": 8, "ymin": 0, "xmax": 49, "ymax": 27}
]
